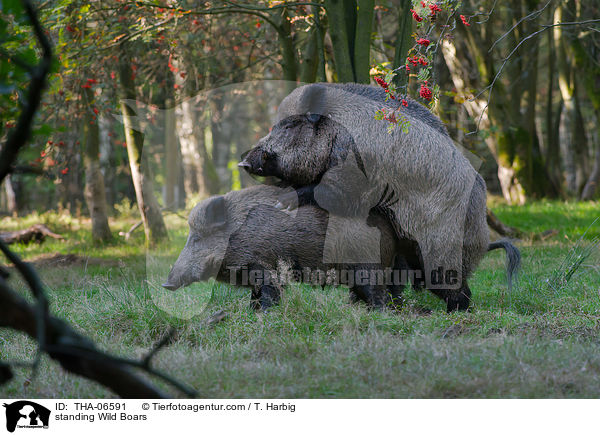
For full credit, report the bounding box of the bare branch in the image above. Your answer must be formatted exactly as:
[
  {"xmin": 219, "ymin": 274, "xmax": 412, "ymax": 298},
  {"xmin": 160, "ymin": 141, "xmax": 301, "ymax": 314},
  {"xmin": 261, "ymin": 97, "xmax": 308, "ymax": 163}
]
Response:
[
  {"xmin": 468, "ymin": 18, "xmax": 600, "ymax": 135},
  {"xmin": 0, "ymin": 0, "xmax": 198, "ymax": 399},
  {"xmin": 0, "ymin": 280, "xmax": 175, "ymax": 398},
  {"xmin": 0, "ymin": 0, "xmax": 52, "ymax": 183},
  {"xmin": 488, "ymin": 0, "xmax": 553, "ymax": 52}
]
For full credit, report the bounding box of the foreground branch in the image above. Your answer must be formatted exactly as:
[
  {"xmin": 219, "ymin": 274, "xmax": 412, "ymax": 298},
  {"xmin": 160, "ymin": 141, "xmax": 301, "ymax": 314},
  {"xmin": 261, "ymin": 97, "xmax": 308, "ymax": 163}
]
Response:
[
  {"xmin": 0, "ymin": 280, "xmax": 172, "ymax": 398},
  {"xmin": 0, "ymin": 0, "xmax": 197, "ymax": 399},
  {"xmin": 0, "ymin": 0, "xmax": 52, "ymax": 182}
]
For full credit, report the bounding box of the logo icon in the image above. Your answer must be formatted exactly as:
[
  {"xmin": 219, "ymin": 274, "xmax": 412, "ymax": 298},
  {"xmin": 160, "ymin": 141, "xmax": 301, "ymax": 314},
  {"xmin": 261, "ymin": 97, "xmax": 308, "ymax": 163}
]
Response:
[{"xmin": 3, "ymin": 401, "xmax": 50, "ymax": 433}]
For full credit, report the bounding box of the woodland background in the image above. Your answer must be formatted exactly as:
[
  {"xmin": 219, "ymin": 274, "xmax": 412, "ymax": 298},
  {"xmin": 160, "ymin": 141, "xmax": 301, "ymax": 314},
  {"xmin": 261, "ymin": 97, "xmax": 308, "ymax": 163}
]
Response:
[{"xmin": 1, "ymin": 0, "xmax": 599, "ymax": 244}]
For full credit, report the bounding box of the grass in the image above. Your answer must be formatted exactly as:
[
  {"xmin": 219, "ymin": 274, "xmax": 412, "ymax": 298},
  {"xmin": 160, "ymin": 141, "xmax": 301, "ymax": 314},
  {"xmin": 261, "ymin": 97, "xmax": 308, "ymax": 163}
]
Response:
[{"xmin": 1, "ymin": 200, "xmax": 599, "ymax": 398}]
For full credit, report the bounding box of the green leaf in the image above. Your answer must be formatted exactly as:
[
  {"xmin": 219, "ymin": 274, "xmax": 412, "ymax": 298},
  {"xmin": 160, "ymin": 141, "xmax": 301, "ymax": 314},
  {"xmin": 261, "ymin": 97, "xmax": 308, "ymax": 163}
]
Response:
[
  {"xmin": 34, "ymin": 123, "xmax": 53, "ymax": 137},
  {"xmin": 1, "ymin": 0, "xmax": 24, "ymax": 20}
]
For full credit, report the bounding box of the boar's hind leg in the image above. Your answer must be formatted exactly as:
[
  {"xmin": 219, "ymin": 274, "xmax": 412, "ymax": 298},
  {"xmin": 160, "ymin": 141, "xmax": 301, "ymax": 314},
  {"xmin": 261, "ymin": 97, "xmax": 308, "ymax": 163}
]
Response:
[
  {"xmin": 349, "ymin": 284, "xmax": 390, "ymax": 311},
  {"xmin": 429, "ymin": 283, "xmax": 471, "ymax": 312}
]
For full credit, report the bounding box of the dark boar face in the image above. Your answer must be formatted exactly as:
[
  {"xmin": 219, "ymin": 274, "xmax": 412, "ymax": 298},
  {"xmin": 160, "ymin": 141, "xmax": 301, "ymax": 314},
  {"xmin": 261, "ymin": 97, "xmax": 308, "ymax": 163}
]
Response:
[
  {"xmin": 163, "ymin": 196, "xmax": 229, "ymax": 291},
  {"xmin": 239, "ymin": 114, "xmax": 334, "ymax": 186}
]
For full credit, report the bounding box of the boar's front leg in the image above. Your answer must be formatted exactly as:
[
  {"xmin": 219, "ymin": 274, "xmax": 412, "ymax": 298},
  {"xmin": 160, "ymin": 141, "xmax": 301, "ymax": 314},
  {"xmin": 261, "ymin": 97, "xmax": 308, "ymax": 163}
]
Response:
[
  {"xmin": 275, "ymin": 185, "xmax": 316, "ymax": 211},
  {"xmin": 259, "ymin": 284, "xmax": 282, "ymax": 310},
  {"xmin": 249, "ymin": 267, "xmax": 282, "ymax": 310},
  {"xmin": 349, "ymin": 283, "xmax": 390, "ymax": 310}
]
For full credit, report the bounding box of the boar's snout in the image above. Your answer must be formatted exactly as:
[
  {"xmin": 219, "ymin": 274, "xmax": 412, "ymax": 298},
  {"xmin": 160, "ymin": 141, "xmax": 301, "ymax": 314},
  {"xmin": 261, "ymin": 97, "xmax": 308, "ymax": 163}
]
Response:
[
  {"xmin": 162, "ymin": 255, "xmax": 196, "ymax": 291},
  {"xmin": 162, "ymin": 267, "xmax": 187, "ymax": 291},
  {"xmin": 161, "ymin": 281, "xmax": 179, "ymax": 291},
  {"xmin": 238, "ymin": 148, "xmax": 264, "ymax": 175},
  {"xmin": 163, "ymin": 251, "xmax": 222, "ymax": 292},
  {"xmin": 239, "ymin": 145, "xmax": 278, "ymax": 177}
]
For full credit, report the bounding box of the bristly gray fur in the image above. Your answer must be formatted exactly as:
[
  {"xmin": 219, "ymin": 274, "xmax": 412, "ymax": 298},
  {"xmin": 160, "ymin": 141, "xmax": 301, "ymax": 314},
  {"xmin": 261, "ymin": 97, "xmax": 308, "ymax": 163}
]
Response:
[
  {"xmin": 165, "ymin": 185, "xmax": 403, "ymax": 309},
  {"xmin": 241, "ymin": 83, "xmax": 494, "ymax": 311}
]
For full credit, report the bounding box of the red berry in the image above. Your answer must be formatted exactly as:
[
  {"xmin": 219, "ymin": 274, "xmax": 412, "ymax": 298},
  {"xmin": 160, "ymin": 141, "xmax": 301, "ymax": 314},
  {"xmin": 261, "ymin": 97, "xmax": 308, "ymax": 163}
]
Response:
[
  {"xmin": 419, "ymin": 84, "xmax": 432, "ymax": 100},
  {"xmin": 410, "ymin": 9, "xmax": 423, "ymax": 22},
  {"xmin": 374, "ymin": 76, "xmax": 389, "ymax": 90}
]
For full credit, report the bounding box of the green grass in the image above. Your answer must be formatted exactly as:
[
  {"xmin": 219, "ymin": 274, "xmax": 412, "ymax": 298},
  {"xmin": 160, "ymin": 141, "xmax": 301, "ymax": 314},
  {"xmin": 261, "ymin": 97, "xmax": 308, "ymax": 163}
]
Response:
[{"xmin": 1, "ymin": 200, "xmax": 599, "ymax": 398}]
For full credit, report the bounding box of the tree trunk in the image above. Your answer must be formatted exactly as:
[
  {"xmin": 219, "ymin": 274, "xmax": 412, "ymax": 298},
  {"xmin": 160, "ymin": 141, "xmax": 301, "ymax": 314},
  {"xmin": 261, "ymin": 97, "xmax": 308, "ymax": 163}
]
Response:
[
  {"xmin": 544, "ymin": 22, "xmax": 562, "ymax": 192},
  {"xmin": 324, "ymin": 0, "xmax": 355, "ymax": 82},
  {"xmin": 392, "ymin": 0, "xmax": 413, "ymax": 89},
  {"xmin": 276, "ymin": 7, "xmax": 298, "ymax": 84},
  {"xmin": 581, "ymin": 109, "xmax": 600, "ymax": 200},
  {"xmin": 441, "ymin": 37, "xmax": 526, "ymax": 204},
  {"xmin": 172, "ymin": 53, "xmax": 219, "ymax": 198},
  {"xmin": 314, "ymin": 5, "xmax": 327, "ymax": 83},
  {"xmin": 300, "ymin": 11, "xmax": 326, "ymax": 84},
  {"xmin": 99, "ymin": 115, "xmax": 116, "ymax": 211},
  {"xmin": 353, "ymin": 0, "xmax": 374, "ymax": 84},
  {"xmin": 569, "ymin": 18, "xmax": 600, "ymax": 199},
  {"xmin": 164, "ymin": 95, "xmax": 179, "ymax": 209},
  {"xmin": 209, "ymin": 95, "xmax": 233, "ymax": 192},
  {"xmin": 4, "ymin": 175, "xmax": 17, "ymax": 217},
  {"xmin": 82, "ymin": 89, "xmax": 112, "ymax": 242},
  {"xmin": 554, "ymin": 5, "xmax": 589, "ymax": 196},
  {"xmin": 118, "ymin": 49, "xmax": 168, "ymax": 245}
]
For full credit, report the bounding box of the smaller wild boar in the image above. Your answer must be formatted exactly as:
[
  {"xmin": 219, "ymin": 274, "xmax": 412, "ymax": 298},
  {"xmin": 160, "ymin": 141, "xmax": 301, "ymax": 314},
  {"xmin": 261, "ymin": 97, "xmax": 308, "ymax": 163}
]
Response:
[{"xmin": 162, "ymin": 185, "xmax": 409, "ymax": 309}]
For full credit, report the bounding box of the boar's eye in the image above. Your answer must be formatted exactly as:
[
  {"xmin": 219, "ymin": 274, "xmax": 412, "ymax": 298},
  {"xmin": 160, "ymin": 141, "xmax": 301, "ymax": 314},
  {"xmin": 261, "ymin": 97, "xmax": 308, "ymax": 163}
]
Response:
[
  {"xmin": 282, "ymin": 117, "xmax": 301, "ymax": 130},
  {"xmin": 261, "ymin": 150, "xmax": 272, "ymax": 161}
]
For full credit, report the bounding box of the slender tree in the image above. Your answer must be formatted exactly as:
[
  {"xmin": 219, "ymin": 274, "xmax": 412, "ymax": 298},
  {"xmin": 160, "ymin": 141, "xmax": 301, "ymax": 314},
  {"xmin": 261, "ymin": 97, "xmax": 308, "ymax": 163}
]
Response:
[
  {"xmin": 118, "ymin": 45, "xmax": 168, "ymax": 245},
  {"xmin": 82, "ymin": 87, "xmax": 112, "ymax": 242}
]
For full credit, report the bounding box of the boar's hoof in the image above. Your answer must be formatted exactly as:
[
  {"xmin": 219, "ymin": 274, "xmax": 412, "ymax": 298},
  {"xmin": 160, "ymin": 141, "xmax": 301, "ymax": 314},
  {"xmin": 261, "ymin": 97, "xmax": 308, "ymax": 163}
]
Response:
[
  {"xmin": 445, "ymin": 288, "xmax": 472, "ymax": 313},
  {"xmin": 275, "ymin": 192, "xmax": 299, "ymax": 212},
  {"xmin": 250, "ymin": 284, "xmax": 281, "ymax": 310}
]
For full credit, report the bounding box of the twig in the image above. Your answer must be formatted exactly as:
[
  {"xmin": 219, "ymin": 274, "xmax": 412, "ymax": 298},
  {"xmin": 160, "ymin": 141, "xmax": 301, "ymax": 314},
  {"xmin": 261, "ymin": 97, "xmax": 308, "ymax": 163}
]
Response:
[
  {"xmin": 119, "ymin": 220, "xmax": 143, "ymax": 240},
  {"xmin": 468, "ymin": 18, "xmax": 600, "ymax": 135},
  {"xmin": 142, "ymin": 328, "xmax": 177, "ymax": 368},
  {"xmin": 0, "ymin": 239, "xmax": 49, "ymax": 371},
  {"xmin": 0, "ymin": 0, "xmax": 52, "ymax": 182},
  {"xmin": 0, "ymin": 0, "xmax": 197, "ymax": 399},
  {"xmin": 0, "ymin": 280, "xmax": 176, "ymax": 398},
  {"xmin": 488, "ymin": 0, "xmax": 553, "ymax": 52}
]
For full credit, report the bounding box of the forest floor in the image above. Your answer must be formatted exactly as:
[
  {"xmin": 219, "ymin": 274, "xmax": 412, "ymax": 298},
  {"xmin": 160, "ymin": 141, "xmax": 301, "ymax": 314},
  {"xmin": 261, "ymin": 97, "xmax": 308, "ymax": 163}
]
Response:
[{"xmin": 1, "ymin": 200, "xmax": 599, "ymax": 398}]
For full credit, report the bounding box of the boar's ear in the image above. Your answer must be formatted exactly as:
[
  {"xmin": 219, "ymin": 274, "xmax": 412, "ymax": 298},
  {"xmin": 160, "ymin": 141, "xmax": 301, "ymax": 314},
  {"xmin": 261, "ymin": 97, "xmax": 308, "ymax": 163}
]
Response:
[
  {"xmin": 205, "ymin": 195, "xmax": 227, "ymax": 226},
  {"xmin": 298, "ymin": 83, "xmax": 328, "ymax": 116}
]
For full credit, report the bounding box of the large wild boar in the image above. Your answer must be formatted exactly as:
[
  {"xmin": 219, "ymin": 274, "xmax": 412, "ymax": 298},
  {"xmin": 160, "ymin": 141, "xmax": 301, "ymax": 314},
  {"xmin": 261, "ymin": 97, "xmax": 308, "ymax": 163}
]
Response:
[
  {"xmin": 239, "ymin": 83, "xmax": 521, "ymax": 311},
  {"xmin": 162, "ymin": 185, "xmax": 413, "ymax": 310}
]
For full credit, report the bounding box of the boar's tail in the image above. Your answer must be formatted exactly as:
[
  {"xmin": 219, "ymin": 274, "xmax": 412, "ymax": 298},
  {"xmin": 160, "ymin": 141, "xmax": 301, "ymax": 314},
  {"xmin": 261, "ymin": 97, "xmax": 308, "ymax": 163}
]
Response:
[{"xmin": 488, "ymin": 239, "xmax": 521, "ymax": 292}]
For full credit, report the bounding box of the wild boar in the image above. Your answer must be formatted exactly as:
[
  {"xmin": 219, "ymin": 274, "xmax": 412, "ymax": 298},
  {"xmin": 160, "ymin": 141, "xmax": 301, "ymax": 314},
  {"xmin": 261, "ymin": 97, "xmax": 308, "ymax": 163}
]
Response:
[
  {"xmin": 239, "ymin": 83, "xmax": 520, "ymax": 311},
  {"xmin": 162, "ymin": 185, "xmax": 410, "ymax": 310}
]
